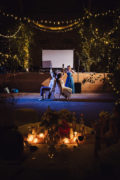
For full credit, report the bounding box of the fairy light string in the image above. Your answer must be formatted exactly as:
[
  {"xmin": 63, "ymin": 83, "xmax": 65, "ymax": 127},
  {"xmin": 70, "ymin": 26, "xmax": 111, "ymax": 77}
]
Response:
[
  {"xmin": 0, "ymin": 8, "xmax": 120, "ymax": 32},
  {"xmin": 0, "ymin": 9, "xmax": 120, "ymax": 103},
  {"xmin": 0, "ymin": 25, "xmax": 22, "ymax": 38}
]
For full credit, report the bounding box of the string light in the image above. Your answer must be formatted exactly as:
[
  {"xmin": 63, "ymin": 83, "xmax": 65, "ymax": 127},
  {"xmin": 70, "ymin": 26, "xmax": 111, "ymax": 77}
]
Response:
[
  {"xmin": 33, "ymin": 21, "xmax": 79, "ymax": 31},
  {"xmin": 0, "ymin": 52, "xmax": 20, "ymax": 67},
  {"xmin": 0, "ymin": 9, "xmax": 120, "ymax": 100},
  {"xmin": 0, "ymin": 8, "xmax": 120, "ymax": 32},
  {"xmin": 107, "ymin": 61, "xmax": 120, "ymax": 105},
  {"xmin": 0, "ymin": 25, "xmax": 22, "ymax": 38},
  {"xmin": 0, "ymin": 52, "xmax": 20, "ymax": 61}
]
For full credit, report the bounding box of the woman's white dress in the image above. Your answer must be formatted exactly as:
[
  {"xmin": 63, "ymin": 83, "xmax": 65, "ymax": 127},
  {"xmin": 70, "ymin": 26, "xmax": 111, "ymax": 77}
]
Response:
[{"xmin": 53, "ymin": 79, "xmax": 72, "ymax": 98}]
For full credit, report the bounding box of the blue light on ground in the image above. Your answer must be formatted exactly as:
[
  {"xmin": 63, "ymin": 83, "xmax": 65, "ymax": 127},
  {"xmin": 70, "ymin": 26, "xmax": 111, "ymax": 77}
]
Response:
[{"xmin": 13, "ymin": 96, "xmax": 114, "ymax": 126}]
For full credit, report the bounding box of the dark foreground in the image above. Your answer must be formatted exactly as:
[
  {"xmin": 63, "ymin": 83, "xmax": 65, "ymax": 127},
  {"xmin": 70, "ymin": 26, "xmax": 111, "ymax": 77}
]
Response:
[{"xmin": 0, "ymin": 93, "xmax": 120, "ymax": 180}]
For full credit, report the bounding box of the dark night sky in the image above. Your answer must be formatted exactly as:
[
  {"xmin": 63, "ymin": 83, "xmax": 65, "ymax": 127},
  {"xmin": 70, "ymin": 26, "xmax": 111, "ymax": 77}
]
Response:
[{"xmin": 0, "ymin": 0, "xmax": 120, "ymax": 18}]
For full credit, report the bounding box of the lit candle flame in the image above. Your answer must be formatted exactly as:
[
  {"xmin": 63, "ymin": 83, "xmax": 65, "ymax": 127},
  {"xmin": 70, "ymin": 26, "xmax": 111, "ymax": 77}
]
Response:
[
  {"xmin": 74, "ymin": 132, "xmax": 77, "ymax": 136},
  {"xmin": 63, "ymin": 138, "xmax": 69, "ymax": 144},
  {"xmin": 33, "ymin": 138, "xmax": 38, "ymax": 144},
  {"xmin": 39, "ymin": 133, "xmax": 44, "ymax": 138},
  {"xmin": 27, "ymin": 134, "xmax": 34, "ymax": 142}
]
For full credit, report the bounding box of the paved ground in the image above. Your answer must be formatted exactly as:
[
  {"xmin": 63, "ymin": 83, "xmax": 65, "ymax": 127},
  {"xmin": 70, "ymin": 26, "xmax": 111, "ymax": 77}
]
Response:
[
  {"xmin": 10, "ymin": 92, "xmax": 115, "ymax": 102},
  {"xmin": 9, "ymin": 93, "xmax": 115, "ymax": 126}
]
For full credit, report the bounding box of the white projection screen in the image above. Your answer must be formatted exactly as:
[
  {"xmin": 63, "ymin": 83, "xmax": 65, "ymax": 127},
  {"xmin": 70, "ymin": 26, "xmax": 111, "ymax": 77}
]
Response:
[{"xmin": 42, "ymin": 50, "xmax": 74, "ymax": 68}]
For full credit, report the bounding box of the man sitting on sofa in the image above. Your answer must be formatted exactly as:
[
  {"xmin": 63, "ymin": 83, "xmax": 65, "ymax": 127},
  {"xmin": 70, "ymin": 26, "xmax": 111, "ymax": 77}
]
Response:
[{"xmin": 39, "ymin": 68, "xmax": 56, "ymax": 100}]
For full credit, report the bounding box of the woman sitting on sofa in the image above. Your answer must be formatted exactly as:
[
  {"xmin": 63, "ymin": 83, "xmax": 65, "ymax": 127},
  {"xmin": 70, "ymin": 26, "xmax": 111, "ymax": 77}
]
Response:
[{"xmin": 51, "ymin": 72, "xmax": 72, "ymax": 100}]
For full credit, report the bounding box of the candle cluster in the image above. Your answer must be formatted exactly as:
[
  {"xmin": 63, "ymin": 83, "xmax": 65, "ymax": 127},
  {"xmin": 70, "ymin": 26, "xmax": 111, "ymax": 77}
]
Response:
[{"xmin": 25, "ymin": 127, "xmax": 84, "ymax": 146}]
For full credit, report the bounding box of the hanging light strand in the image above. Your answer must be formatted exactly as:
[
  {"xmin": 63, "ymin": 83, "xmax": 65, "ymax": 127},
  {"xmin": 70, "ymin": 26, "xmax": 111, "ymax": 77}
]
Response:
[
  {"xmin": 0, "ymin": 8, "xmax": 120, "ymax": 32},
  {"xmin": 0, "ymin": 25, "xmax": 22, "ymax": 38}
]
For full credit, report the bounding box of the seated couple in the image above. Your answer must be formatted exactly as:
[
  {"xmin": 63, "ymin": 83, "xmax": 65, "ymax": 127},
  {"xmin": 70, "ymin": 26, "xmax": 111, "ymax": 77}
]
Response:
[{"xmin": 40, "ymin": 69, "xmax": 72, "ymax": 100}]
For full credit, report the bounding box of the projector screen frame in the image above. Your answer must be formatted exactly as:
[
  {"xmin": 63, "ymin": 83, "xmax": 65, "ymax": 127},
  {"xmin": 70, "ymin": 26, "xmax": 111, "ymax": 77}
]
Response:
[{"xmin": 42, "ymin": 49, "xmax": 74, "ymax": 68}]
